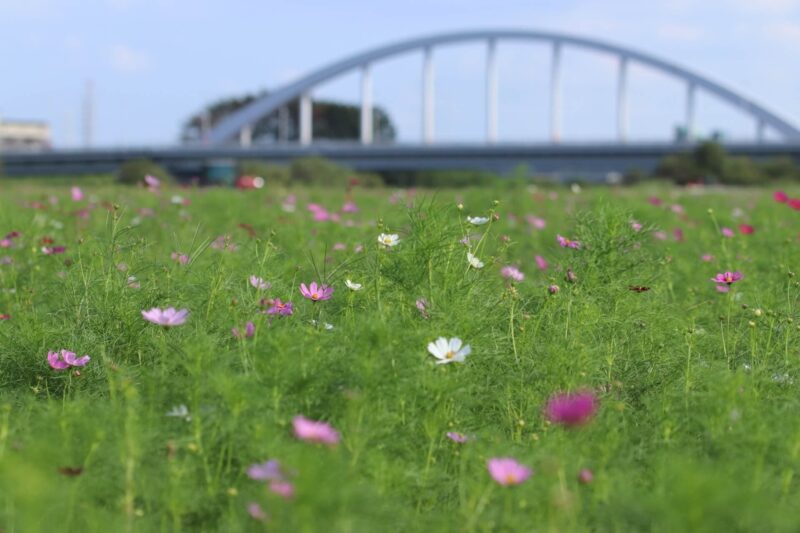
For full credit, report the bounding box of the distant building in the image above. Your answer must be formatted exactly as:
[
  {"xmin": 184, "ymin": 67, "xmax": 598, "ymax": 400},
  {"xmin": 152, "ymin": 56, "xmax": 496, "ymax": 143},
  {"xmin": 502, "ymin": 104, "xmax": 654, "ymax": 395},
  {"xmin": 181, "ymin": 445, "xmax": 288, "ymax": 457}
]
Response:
[{"xmin": 0, "ymin": 118, "xmax": 51, "ymax": 150}]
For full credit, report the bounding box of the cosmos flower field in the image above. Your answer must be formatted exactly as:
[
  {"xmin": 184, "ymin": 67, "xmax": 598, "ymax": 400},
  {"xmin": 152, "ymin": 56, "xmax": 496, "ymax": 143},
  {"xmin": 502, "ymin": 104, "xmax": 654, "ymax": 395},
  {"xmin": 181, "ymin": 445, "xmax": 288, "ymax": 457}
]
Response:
[{"xmin": 1, "ymin": 177, "xmax": 799, "ymax": 531}]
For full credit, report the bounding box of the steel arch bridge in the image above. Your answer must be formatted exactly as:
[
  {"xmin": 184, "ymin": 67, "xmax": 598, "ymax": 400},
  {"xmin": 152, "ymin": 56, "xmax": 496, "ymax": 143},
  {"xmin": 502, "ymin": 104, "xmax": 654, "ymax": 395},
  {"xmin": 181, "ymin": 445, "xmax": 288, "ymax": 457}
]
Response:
[{"xmin": 208, "ymin": 29, "xmax": 800, "ymax": 146}]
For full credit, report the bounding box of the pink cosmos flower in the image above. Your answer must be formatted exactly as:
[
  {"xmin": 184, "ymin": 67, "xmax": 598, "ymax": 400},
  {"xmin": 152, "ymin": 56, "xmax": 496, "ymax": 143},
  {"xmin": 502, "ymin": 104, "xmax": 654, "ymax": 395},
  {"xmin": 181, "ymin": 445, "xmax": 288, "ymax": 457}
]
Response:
[
  {"xmin": 0, "ymin": 314, "xmax": 10, "ymax": 320},
  {"xmin": 534, "ymin": 255, "xmax": 549, "ymax": 271},
  {"xmin": 526, "ymin": 215, "xmax": 546, "ymax": 229},
  {"xmin": 247, "ymin": 502, "xmax": 267, "ymax": 521},
  {"xmin": 48, "ymin": 349, "xmax": 90, "ymax": 370},
  {"xmin": 247, "ymin": 460, "xmax": 284, "ymax": 481},
  {"xmin": 721, "ymin": 227, "xmax": 735, "ymax": 238},
  {"xmin": 653, "ymin": 231, "xmax": 667, "ymax": 241},
  {"xmin": 266, "ymin": 299, "xmax": 293, "ymax": 316},
  {"xmin": 548, "ymin": 284, "xmax": 560, "ymax": 295},
  {"xmin": 249, "ymin": 276, "xmax": 270, "ymax": 290},
  {"xmin": 500, "ymin": 266, "xmax": 524, "ymax": 282},
  {"xmin": 631, "ymin": 221, "xmax": 642, "ymax": 232},
  {"xmin": 446, "ymin": 431, "xmax": 468, "ymax": 443},
  {"xmin": 144, "ymin": 175, "xmax": 160, "ymax": 189},
  {"xmin": 299, "ymin": 282, "xmax": 333, "ymax": 302},
  {"xmin": 232, "ymin": 321, "xmax": 255, "ymax": 339},
  {"xmin": 545, "ymin": 391, "xmax": 598, "ymax": 426},
  {"xmin": 141, "ymin": 307, "xmax": 189, "ymax": 326},
  {"xmin": 269, "ymin": 481, "xmax": 295, "ymax": 500},
  {"xmin": 789, "ymin": 199, "xmax": 800, "ymax": 211},
  {"xmin": 701, "ymin": 254, "xmax": 715, "ymax": 262},
  {"xmin": 341, "ymin": 201, "xmax": 359, "ymax": 213},
  {"xmin": 0, "ymin": 239, "xmax": 11, "ymax": 248},
  {"xmin": 774, "ymin": 191, "xmax": 789, "ymax": 203},
  {"xmin": 647, "ymin": 196, "xmax": 663, "ymax": 206},
  {"xmin": 171, "ymin": 252, "xmax": 189, "ymax": 265},
  {"xmin": 416, "ymin": 298, "xmax": 430, "ymax": 319},
  {"xmin": 578, "ymin": 469, "xmax": 594, "ymax": 484},
  {"xmin": 292, "ymin": 415, "xmax": 340, "ymax": 445},
  {"xmin": 739, "ymin": 224, "xmax": 755, "ymax": 235},
  {"xmin": 711, "ymin": 271, "xmax": 743, "ymax": 285},
  {"xmin": 673, "ymin": 228, "xmax": 684, "ymax": 241},
  {"xmin": 487, "ymin": 458, "xmax": 533, "ymax": 486},
  {"xmin": 71, "ymin": 186, "xmax": 84, "ymax": 201},
  {"xmin": 557, "ymin": 234, "xmax": 580, "ymax": 249},
  {"xmin": 41, "ymin": 246, "xmax": 66, "ymax": 255}
]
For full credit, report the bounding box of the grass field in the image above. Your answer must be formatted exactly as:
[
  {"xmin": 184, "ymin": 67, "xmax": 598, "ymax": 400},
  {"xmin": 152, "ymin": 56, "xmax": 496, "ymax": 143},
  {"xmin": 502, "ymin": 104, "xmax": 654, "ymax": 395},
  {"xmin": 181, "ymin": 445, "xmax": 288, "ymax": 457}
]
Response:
[{"xmin": 1, "ymin": 178, "xmax": 799, "ymax": 532}]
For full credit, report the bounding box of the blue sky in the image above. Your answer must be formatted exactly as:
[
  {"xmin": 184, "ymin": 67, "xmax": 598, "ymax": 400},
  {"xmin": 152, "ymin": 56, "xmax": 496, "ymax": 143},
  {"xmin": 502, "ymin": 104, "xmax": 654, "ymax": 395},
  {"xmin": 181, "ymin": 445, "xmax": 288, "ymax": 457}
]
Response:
[{"xmin": 1, "ymin": 0, "xmax": 799, "ymax": 146}]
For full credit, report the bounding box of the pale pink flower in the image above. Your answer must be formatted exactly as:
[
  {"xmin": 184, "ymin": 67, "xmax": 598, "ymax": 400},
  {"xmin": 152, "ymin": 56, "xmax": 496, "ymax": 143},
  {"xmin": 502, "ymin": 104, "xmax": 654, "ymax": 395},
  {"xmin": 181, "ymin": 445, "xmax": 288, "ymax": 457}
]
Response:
[
  {"xmin": 144, "ymin": 175, "xmax": 160, "ymax": 189},
  {"xmin": 71, "ymin": 186, "xmax": 84, "ymax": 201},
  {"xmin": 535, "ymin": 255, "xmax": 548, "ymax": 271},
  {"xmin": 578, "ymin": 469, "xmax": 594, "ymax": 484},
  {"xmin": 247, "ymin": 460, "xmax": 284, "ymax": 481},
  {"xmin": 48, "ymin": 349, "xmax": 90, "ymax": 370},
  {"xmin": 416, "ymin": 298, "xmax": 429, "ymax": 319},
  {"xmin": 446, "ymin": 431, "xmax": 468, "ymax": 443},
  {"xmin": 292, "ymin": 415, "xmax": 340, "ymax": 445},
  {"xmin": 171, "ymin": 252, "xmax": 189, "ymax": 265},
  {"xmin": 341, "ymin": 201, "xmax": 359, "ymax": 213},
  {"xmin": 0, "ymin": 239, "xmax": 11, "ymax": 248},
  {"xmin": 631, "ymin": 221, "xmax": 642, "ymax": 232},
  {"xmin": 500, "ymin": 265, "xmax": 524, "ymax": 282},
  {"xmin": 141, "ymin": 307, "xmax": 189, "ymax": 326},
  {"xmin": 333, "ymin": 242, "xmax": 346, "ymax": 251},
  {"xmin": 548, "ymin": 284, "xmax": 560, "ymax": 295},
  {"xmin": 653, "ymin": 231, "xmax": 668, "ymax": 241},
  {"xmin": 557, "ymin": 235, "xmax": 580, "ymax": 249},
  {"xmin": 545, "ymin": 391, "xmax": 598, "ymax": 426},
  {"xmin": 247, "ymin": 502, "xmax": 267, "ymax": 521},
  {"xmin": 526, "ymin": 215, "xmax": 546, "ymax": 229},
  {"xmin": 269, "ymin": 481, "xmax": 295, "ymax": 500},
  {"xmin": 702, "ymin": 254, "xmax": 714, "ymax": 262},
  {"xmin": 721, "ymin": 227, "xmax": 735, "ymax": 238},
  {"xmin": 299, "ymin": 282, "xmax": 333, "ymax": 302},
  {"xmin": 249, "ymin": 276, "xmax": 270, "ymax": 290},
  {"xmin": 487, "ymin": 458, "xmax": 532, "ymax": 486}
]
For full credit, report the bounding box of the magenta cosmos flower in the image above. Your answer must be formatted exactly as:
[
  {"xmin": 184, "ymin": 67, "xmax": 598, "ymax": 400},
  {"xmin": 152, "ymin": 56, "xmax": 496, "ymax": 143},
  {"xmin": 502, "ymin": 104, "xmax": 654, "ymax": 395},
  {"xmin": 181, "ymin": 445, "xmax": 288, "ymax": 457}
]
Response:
[
  {"xmin": 487, "ymin": 458, "xmax": 533, "ymax": 486},
  {"xmin": 266, "ymin": 298, "xmax": 293, "ymax": 316},
  {"xmin": 557, "ymin": 235, "xmax": 580, "ymax": 249},
  {"xmin": 141, "ymin": 307, "xmax": 189, "ymax": 326},
  {"xmin": 446, "ymin": 431, "xmax": 469, "ymax": 443},
  {"xmin": 48, "ymin": 349, "xmax": 90, "ymax": 370},
  {"xmin": 299, "ymin": 282, "xmax": 333, "ymax": 302},
  {"xmin": 292, "ymin": 415, "xmax": 340, "ymax": 445},
  {"xmin": 249, "ymin": 276, "xmax": 270, "ymax": 290},
  {"xmin": 545, "ymin": 391, "xmax": 598, "ymax": 426},
  {"xmin": 711, "ymin": 271, "xmax": 743, "ymax": 285}
]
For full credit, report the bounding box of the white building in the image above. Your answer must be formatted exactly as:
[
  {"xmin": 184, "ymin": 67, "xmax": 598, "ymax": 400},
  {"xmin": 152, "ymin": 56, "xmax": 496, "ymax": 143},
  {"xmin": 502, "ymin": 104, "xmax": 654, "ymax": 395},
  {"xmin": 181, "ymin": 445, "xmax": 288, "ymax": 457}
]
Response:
[{"xmin": 0, "ymin": 117, "xmax": 51, "ymax": 150}]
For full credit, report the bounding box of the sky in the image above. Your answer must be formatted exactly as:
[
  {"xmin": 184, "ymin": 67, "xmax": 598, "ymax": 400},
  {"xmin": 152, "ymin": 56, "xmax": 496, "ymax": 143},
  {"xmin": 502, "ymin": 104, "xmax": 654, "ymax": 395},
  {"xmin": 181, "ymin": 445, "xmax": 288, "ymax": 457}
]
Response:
[{"xmin": 1, "ymin": 0, "xmax": 799, "ymax": 147}]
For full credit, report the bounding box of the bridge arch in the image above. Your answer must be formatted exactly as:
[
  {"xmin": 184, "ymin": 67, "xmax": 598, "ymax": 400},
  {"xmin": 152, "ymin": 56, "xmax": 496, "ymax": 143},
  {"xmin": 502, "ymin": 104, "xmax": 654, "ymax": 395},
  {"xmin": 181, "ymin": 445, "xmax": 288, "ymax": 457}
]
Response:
[{"xmin": 208, "ymin": 29, "xmax": 800, "ymax": 145}]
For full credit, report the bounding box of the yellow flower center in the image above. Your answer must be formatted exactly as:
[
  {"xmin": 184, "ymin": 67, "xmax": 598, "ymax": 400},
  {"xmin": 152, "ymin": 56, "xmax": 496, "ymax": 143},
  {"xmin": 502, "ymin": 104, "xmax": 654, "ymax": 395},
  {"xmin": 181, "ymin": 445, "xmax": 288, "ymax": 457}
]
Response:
[
  {"xmin": 505, "ymin": 473, "xmax": 516, "ymax": 484},
  {"xmin": 311, "ymin": 293, "xmax": 319, "ymax": 300},
  {"xmin": 445, "ymin": 351, "xmax": 455, "ymax": 359}
]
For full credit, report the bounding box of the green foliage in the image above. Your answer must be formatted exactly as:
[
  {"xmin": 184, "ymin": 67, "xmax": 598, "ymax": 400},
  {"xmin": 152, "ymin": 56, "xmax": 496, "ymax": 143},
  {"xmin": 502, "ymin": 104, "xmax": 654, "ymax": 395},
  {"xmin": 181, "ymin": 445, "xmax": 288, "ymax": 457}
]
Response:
[
  {"xmin": 289, "ymin": 156, "xmax": 352, "ymax": 187},
  {"xmin": 654, "ymin": 141, "xmax": 800, "ymax": 185},
  {"xmin": 237, "ymin": 159, "xmax": 291, "ymax": 186},
  {"xmin": 0, "ymin": 181, "xmax": 799, "ymax": 531},
  {"xmin": 116, "ymin": 158, "xmax": 174, "ymax": 185}
]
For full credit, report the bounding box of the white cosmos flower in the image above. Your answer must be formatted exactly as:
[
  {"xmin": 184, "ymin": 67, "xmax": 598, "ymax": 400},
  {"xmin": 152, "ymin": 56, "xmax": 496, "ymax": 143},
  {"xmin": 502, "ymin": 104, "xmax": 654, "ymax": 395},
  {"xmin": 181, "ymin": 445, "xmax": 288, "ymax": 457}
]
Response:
[
  {"xmin": 466, "ymin": 216, "xmax": 490, "ymax": 225},
  {"xmin": 378, "ymin": 233, "xmax": 400, "ymax": 247},
  {"xmin": 166, "ymin": 404, "xmax": 191, "ymax": 421},
  {"xmin": 467, "ymin": 252, "xmax": 484, "ymax": 269},
  {"xmin": 345, "ymin": 279, "xmax": 362, "ymax": 291},
  {"xmin": 427, "ymin": 337, "xmax": 471, "ymax": 364}
]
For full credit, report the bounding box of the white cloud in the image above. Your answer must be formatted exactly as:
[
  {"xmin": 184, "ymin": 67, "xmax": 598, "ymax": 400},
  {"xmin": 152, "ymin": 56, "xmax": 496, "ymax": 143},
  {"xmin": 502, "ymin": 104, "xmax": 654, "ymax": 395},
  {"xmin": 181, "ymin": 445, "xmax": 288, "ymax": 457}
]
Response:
[{"xmin": 109, "ymin": 45, "xmax": 150, "ymax": 72}]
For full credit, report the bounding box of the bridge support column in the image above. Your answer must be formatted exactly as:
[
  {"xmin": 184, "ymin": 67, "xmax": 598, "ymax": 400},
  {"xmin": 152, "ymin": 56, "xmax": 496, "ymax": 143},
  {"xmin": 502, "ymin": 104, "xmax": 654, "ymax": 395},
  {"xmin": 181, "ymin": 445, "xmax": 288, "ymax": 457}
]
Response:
[
  {"xmin": 360, "ymin": 64, "xmax": 373, "ymax": 145},
  {"xmin": 617, "ymin": 56, "xmax": 628, "ymax": 143},
  {"xmin": 300, "ymin": 92, "xmax": 312, "ymax": 146},
  {"xmin": 757, "ymin": 118, "xmax": 766, "ymax": 143},
  {"xmin": 486, "ymin": 38, "xmax": 498, "ymax": 144},
  {"xmin": 278, "ymin": 106, "xmax": 289, "ymax": 142},
  {"xmin": 685, "ymin": 83, "xmax": 695, "ymax": 141},
  {"xmin": 239, "ymin": 124, "xmax": 252, "ymax": 147},
  {"xmin": 422, "ymin": 47, "xmax": 435, "ymax": 144},
  {"xmin": 550, "ymin": 42, "xmax": 561, "ymax": 143}
]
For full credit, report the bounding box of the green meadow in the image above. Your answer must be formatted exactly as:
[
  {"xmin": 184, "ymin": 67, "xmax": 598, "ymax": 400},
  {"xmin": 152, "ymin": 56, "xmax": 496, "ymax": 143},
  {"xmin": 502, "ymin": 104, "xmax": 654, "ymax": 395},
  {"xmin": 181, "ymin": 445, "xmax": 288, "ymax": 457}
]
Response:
[{"xmin": 0, "ymin": 178, "xmax": 799, "ymax": 532}]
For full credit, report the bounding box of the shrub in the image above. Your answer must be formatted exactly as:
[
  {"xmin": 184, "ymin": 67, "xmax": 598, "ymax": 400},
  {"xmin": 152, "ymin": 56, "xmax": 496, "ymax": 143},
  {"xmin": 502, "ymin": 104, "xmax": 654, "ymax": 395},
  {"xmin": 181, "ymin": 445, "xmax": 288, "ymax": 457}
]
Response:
[
  {"xmin": 761, "ymin": 157, "xmax": 800, "ymax": 182},
  {"xmin": 116, "ymin": 158, "xmax": 174, "ymax": 185},
  {"xmin": 654, "ymin": 154, "xmax": 701, "ymax": 185},
  {"xmin": 289, "ymin": 157, "xmax": 350, "ymax": 187},
  {"xmin": 237, "ymin": 160, "xmax": 291, "ymax": 186},
  {"xmin": 719, "ymin": 156, "xmax": 763, "ymax": 185}
]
